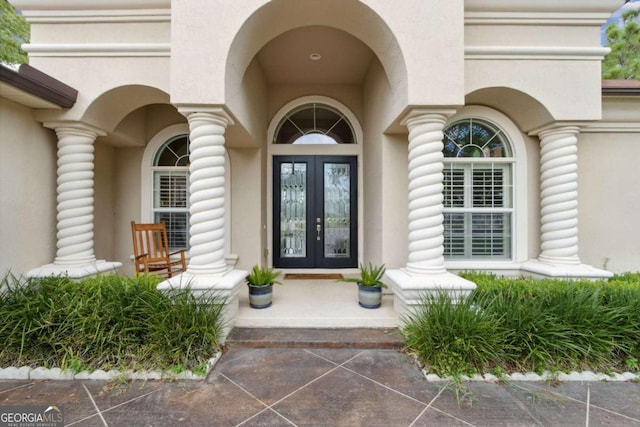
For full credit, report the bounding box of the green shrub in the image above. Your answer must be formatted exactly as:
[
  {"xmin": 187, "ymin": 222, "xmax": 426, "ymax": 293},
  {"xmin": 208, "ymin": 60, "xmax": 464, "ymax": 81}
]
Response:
[
  {"xmin": 403, "ymin": 273, "xmax": 640, "ymax": 376},
  {"xmin": 403, "ymin": 292, "xmax": 505, "ymax": 376},
  {"xmin": 0, "ymin": 274, "xmax": 227, "ymax": 372}
]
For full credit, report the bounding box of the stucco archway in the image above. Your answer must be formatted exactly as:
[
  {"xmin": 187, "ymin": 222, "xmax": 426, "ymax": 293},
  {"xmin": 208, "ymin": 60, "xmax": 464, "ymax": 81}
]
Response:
[
  {"xmin": 224, "ymin": 0, "xmax": 409, "ymax": 140},
  {"xmin": 465, "ymin": 87, "xmax": 555, "ymax": 133},
  {"xmin": 81, "ymin": 84, "xmax": 171, "ymax": 135}
]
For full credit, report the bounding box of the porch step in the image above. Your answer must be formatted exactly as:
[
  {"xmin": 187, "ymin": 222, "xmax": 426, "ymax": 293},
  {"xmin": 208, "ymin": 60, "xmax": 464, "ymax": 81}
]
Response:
[{"xmin": 226, "ymin": 327, "xmax": 405, "ymax": 350}]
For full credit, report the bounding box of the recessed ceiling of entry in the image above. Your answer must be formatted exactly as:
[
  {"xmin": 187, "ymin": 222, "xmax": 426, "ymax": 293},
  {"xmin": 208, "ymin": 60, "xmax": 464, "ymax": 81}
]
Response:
[{"xmin": 257, "ymin": 26, "xmax": 374, "ymax": 85}]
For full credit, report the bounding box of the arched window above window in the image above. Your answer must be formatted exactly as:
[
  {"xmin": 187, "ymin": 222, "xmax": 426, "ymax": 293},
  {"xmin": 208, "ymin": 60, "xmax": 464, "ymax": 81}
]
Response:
[
  {"xmin": 154, "ymin": 135, "xmax": 190, "ymax": 166},
  {"xmin": 274, "ymin": 103, "xmax": 355, "ymax": 144},
  {"xmin": 152, "ymin": 135, "xmax": 190, "ymax": 250},
  {"xmin": 442, "ymin": 118, "xmax": 514, "ymax": 260},
  {"xmin": 444, "ymin": 119, "xmax": 512, "ymax": 158}
]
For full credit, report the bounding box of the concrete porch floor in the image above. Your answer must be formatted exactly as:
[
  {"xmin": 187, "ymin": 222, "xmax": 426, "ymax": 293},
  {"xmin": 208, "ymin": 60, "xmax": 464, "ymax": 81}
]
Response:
[{"xmin": 235, "ymin": 279, "xmax": 398, "ymax": 328}]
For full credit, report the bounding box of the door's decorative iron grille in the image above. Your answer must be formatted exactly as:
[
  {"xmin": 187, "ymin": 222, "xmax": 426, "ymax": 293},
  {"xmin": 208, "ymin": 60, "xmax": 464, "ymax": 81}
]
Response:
[
  {"xmin": 280, "ymin": 162, "xmax": 307, "ymax": 258},
  {"xmin": 324, "ymin": 163, "xmax": 351, "ymax": 258}
]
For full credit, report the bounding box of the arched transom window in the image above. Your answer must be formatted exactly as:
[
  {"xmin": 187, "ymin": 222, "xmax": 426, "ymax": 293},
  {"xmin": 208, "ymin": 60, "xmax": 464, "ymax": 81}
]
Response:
[
  {"xmin": 152, "ymin": 135, "xmax": 190, "ymax": 250},
  {"xmin": 274, "ymin": 103, "xmax": 355, "ymax": 144},
  {"xmin": 442, "ymin": 118, "xmax": 514, "ymax": 259}
]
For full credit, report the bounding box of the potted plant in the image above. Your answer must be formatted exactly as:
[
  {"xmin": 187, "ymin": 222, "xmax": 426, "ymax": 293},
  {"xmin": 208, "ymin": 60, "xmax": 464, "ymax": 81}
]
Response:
[
  {"xmin": 245, "ymin": 265, "xmax": 282, "ymax": 309},
  {"xmin": 339, "ymin": 262, "xmax": 387, "ymax": 309}
]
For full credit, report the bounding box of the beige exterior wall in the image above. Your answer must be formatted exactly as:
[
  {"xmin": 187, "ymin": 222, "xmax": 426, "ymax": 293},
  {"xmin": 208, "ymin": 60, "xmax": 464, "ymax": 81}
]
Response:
[
  {"xmin": 93, "ymin": 142, "xmax": 116, "ymax": 261},
  {"xmin": 0, "ymin": 98, "xmax": 57, "ymax": 276},
  {"xmin": 362, "ymin": 58, "xmax": 409, "ymax": 268},
  {"xmin": 3, "ymin": 0, "xmax": 637, "ymax": 278},
  {"xmin": 229, "ymin": 148, "xmax": 263, "ymax": 271},
  {"xmin": 578, "ymin": 97, "xmax": 640, "ymax": 273},
  {"xmin": 112, "ymin": 147, "xmax": 144, "ymax": 277}
]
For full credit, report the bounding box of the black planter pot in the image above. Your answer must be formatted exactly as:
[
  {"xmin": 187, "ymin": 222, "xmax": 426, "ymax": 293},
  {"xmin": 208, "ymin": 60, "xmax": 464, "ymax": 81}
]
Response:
[
  {"xmin": 357, "ymin": 284, "xmax": 383, "ymax": 309},
  {"xmin": 248, "ymin": 284, "xmax": 273, "ymax": 309}
]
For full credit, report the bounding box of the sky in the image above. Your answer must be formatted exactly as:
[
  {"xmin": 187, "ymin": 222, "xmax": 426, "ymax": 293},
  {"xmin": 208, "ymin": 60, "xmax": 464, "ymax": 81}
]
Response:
[{"xmin": 602, "ymin": 0, "xmax": 640, "ymax": 45}]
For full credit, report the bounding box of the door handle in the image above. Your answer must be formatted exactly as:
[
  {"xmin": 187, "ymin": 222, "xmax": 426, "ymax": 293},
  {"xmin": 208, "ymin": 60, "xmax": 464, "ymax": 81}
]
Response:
[{"xmin": 316, "ymin": 223, "xmax": 322, "ymax": 240}]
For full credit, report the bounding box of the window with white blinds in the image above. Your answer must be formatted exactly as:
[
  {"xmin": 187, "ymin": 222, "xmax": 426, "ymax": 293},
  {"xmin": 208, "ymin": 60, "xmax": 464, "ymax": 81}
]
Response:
[
  {"xmin": 152, "ymin": 135, "xmax": 190, "ymax": 251},
  {"xmin": 443, "ymin": 119, "xmax": 514, "ymax": 260}
]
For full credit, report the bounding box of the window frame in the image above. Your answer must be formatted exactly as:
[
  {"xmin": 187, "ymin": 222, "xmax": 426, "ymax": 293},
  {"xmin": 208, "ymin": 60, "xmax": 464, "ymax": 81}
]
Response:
[
  {"xmin": 442, "ymin": 107, "xmax": 528, "ymax": 267},
  {"xmin": 273, "ymin": 103, "xmax": 356, "ymax": 145},
  {"xmin": 152, "ymin": 161, "xmax": 190, "ymax": 251},
  {"xmin": 443, "ymin": 159, "xmax": 514, "ymax": 260},
  {"xmin": 140, "ymin": 124, "xmax": 233, "ymax": 258}
]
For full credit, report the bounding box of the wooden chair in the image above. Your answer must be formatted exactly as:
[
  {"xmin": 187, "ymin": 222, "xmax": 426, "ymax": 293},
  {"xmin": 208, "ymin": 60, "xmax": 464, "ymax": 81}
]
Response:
[{"xmin": 131, "ymin": 221, "xmax": 187, "ymax": 278}]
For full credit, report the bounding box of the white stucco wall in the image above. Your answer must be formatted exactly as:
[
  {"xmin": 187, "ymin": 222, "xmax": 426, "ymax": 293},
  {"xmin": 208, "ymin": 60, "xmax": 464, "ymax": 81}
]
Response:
[
  {"xmin": 173, "ymin": 0, "xmax": 464, "ymax": 128},
  {"xmin": 11, "ymin": 1, "xmax": 172, "ymax": 135},
  {"xmin": 578, "ymin": 97, "xmax": 640, "ymax": 273},
  {"xmin": 0, "ymin": 98, "xmax": 57, "ymax": 277},
  {"xmin": 7, "ymin": 0, "xmax": 636, "ymax": 278},
  {"xmin": 94, "ymin": 142, "xmax": 116, "ymax": 262},
  {"xmin": 362, "ymin": 58, "xmax": 409, "ymax": 268},
  {"xmin": 229, "ymin": 148, "xmax": 263, "ymax": 271},
  {"xmin": 113, "ymin": 147, "xmax": 144, "ymax": 277},
  {"xmin": 578, "ymin": 132, "xmax": 640, "ymax": 273}
]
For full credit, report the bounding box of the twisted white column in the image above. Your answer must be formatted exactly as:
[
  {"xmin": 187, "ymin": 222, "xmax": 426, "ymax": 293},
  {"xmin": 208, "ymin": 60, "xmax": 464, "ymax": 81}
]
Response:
[
  {"xmin": 183, "ymin": 109, "xmax": 233, "ymax": 275},
  {"xmin": 52, "ymin": 124, "xmax": 103, "ymax": 266},
  {"xmin": 538, "ymin": 126, "xmax": 581, "ymax": 265},
  {"xmin": 404, "ymin": 112, "xmax": 449, "ymax": 275}
]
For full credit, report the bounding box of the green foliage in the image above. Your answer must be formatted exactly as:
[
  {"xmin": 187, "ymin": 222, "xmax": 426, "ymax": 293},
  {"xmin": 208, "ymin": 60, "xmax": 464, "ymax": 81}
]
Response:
[
  {"xmin": 0, "ymin": 1, "xmax": 30, "ymax": 64},
  {"xmin": 403, "ymin": 292, "xmax": 504, "ymax": 376},
  {"xmin": 603, "ymin": 9, "xmax": 640, "ymax": 79},
  {"xmin": 0, "ymin": 274, "xmax": 227, "ymax": 373},
  {"xmin": 339, "ymin": 262, "xmax": 387, "ymax": 288},
  {"xmin": 403, "ymin": 273, "xmax": 640, "ymax": 377},
  {"xmin": 245, "ymin": 265, "xmax": 282, "ymax": 287}
]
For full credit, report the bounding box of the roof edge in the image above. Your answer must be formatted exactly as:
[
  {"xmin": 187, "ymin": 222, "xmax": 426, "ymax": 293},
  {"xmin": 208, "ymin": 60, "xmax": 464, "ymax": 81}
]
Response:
[
  {"xmin": 602, "ymin": 79, "xmax": 640, "ymax": 96},
  {"xmin": 0, "ymin": 63, "xmax": 78, "ymax": 108}
]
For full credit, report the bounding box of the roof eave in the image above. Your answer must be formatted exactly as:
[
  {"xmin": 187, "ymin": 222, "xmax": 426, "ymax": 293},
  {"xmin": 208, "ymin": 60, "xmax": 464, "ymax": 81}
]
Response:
[{"xmin": 0, "ymin": 64, "xmax": 78, "ymax": 108}]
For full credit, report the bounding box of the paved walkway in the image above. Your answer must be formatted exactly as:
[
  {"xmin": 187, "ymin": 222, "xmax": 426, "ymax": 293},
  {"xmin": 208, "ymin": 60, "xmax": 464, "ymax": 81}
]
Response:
[{"xmin": 1, "ymin": 330, "xmax": 639, "ymax": 426}]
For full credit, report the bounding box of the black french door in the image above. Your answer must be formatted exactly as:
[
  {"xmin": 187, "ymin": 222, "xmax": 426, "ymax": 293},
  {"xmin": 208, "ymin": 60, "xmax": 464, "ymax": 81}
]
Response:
[{"xmin": 273, "ymin": 156, "xmax": 357, "ymax": 268}]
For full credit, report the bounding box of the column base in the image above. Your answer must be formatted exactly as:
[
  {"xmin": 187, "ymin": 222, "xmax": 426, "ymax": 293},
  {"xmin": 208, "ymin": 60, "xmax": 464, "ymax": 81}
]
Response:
[
  {"xmin": 386, "ymin": 269, "xmax": 477, "ymax": 323},
  {"xmin": 28, "ymin": 260, "xmax": 122, "ymax": 279},
  {"xmin": 157, "ymin": 269, "xmax": 247, "ymax": 343},
  {"xmin": 521, "ymin": 260, "xmax": 613, "ymax": 280}
]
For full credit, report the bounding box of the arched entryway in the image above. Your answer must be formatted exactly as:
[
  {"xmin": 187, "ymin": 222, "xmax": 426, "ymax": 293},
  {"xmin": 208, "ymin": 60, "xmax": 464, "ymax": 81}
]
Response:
[
  {"xmin": 268, "ymin": 98, "xmax": 364, "ymax": 270},
  {"xmin": 218, "ymin": 2, "xmax": 407, "ymax": 327},
  {"xmin": 221, "ymin": 2, "xmax": 410, "ymax": 273}
]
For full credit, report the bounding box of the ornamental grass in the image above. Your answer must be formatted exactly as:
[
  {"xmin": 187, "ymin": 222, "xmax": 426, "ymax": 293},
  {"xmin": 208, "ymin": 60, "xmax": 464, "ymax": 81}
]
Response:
[
  {"xmin": 0, "ymin": 274, "xmax": 227, "ymax": 374},
  {"xmin": 403, "ymin": 273, "xmax": 640, "ymax": 377}
]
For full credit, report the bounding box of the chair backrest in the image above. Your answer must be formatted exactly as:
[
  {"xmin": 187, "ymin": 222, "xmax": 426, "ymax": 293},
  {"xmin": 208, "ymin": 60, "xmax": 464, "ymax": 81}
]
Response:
[{"xmin": 131, "ymin": 221, "xmax": 171, "ymax": 267}]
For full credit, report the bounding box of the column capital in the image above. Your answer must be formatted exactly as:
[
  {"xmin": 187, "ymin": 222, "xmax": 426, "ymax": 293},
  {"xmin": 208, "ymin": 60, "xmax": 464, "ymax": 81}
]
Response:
[
  {"xmin": 175, "ymin": 104, "xmax": 235, "ymax": 126},
  {"xmin": 400, "ymin": 108, "xmax": 458, "ymax": 128},
  {"xmin": 43, "ymin": 121, "xmax": 106, "ymax": 138},
  {"xmin": 529, "ymin": 123, "xmax": 581, "ymax": 138}
]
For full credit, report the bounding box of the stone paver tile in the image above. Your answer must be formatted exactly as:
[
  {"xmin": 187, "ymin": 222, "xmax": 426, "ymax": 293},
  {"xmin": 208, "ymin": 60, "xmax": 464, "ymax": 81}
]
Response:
[
  {"xmin": 62, "ymin": 416, "xmax": 107, "ymax": 427},
  {"xmin": 0, "ymin": 381, "xmax": 31, "ymax": 393},
  {"xmin": 305, "ymin": 348, "xmax": 364, "ymax": 365},
  {"xmin": 428, "ymin": 381, "xmax": 542, "ymax": 427},
  {"xmin": 411, "ymin": 407, "xmax": 475, "ymax": 427},
  {"xmin": 98, "ymin": 379, "xmax": 267, "ymax": 427},
  {"xmin": 214, "ymin": 348, "xmax": 337, "ymax": 405},
  {"xmin": 586, "ymin": 406, "xmax": 640, "ymax": 426},
  {"xmin": 505, "ymin": 382, "xmax": 588, "ymax": 426},
  {"xmin": 80, "ymin": 379, "xmax": 169, "ymax": 408},
  {"xmin": 341, "ymin": 349, "xmax": 443, "ymax": 403},
  {"xmin": 578, "ymin": 382, "xmax": 640, "ymax": 420},
  {"xmin": 237, "ymin": 408, "xmax": 296, "ymax": 426},
  {"xmin": 513, "ymin": 382, "xmax": 640, "ymax": 426},
  {"xmin": 0, "ymin": 380, "xmax": 97, "ymax": 425},
  {"xmin": 272, "ymin": 368, "xmax": 426, "ymax": 426},
  {"xmin": 216, "ymin": 346, "xmax": 262, "ymax": 367}
]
